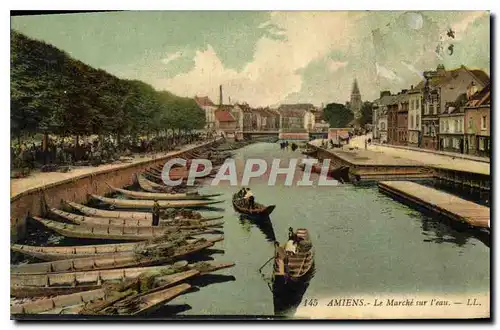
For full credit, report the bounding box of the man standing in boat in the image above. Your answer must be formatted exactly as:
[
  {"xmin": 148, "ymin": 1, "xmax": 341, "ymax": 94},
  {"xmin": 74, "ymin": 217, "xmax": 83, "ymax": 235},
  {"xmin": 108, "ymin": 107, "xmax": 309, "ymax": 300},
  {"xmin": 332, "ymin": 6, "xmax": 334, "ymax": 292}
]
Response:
[{"xmin": 152, "ymin": 199, "xmax": 161, "ymax": 226}]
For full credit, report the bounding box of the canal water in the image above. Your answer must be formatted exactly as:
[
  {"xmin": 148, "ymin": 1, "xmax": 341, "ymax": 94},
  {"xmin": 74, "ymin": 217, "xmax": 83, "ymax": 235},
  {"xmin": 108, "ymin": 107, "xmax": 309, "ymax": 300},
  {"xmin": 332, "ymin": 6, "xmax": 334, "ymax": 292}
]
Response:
[
  {"xmin": 173, "ymin": 142, "xmax": 490, "ymax": 317},
  {"xmin": 15, "ymin": 142, "xmax": 490, "ymax": 317}
]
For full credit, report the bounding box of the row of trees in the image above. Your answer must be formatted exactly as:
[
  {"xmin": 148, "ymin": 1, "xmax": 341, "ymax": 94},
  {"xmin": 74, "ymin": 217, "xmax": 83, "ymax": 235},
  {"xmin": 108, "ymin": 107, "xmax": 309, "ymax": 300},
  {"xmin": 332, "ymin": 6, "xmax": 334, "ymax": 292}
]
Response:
[
  {"xmin": 11, "ymin": 30, "xmax": 206, "ymax": 145},
  {"xmin": 322, "ymin": 102, "xmax": 373, "ymax": 128}
]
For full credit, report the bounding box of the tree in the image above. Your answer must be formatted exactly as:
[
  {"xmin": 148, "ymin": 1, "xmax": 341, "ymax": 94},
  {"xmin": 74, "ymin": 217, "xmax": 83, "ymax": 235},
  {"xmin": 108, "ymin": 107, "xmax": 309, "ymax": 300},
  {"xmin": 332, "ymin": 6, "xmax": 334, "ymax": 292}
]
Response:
[
  {"xmin": 359, "ymin": 101, "xmax": 373, "ymax": 127},
  {"xmin": 323, "ymin": 103, "xmax": 353, "ymax": 128}
]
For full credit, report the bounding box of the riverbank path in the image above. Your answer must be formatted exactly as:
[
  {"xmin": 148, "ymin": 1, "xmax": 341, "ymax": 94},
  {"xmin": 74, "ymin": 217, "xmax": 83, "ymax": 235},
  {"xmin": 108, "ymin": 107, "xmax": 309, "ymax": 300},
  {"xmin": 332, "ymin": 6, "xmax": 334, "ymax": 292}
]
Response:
[
  {"xmin": 10, "ymin": 140, "xmax": 214, "ymax": 198},
  {"xmin": 312, "ymin": 135, "xmax": 489, "ymax": 176}
]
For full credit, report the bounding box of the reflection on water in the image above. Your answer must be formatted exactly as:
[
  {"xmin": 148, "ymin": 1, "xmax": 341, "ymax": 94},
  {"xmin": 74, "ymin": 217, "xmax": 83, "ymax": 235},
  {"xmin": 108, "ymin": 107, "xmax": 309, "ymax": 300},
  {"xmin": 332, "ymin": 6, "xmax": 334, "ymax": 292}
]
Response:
[
  {"xmin": 238, "ymin": 215, "xmax": 277, "ymax": 243},
  {"xmin": 273, "ymin": 264, "xmax": 316, "ymax": 317}
]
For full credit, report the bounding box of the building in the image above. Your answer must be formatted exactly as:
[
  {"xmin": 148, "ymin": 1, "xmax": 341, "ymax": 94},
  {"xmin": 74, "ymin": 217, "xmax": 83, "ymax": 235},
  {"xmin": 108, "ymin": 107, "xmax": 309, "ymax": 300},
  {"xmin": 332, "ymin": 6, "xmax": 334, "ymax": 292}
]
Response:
[
  {"xmin": 438, "ymin": 93, "xmax": 467, "ymax": 153},
  {"xmin": 464, "ymin": 82, "xmax": 491, "ymax": 157},
  {"xmin": 214, "ymin": 108, "xmax": 237, "ymax": 133},
  {"xmin": 349, "ymin": 79, "xmax": 362, "ymax": 122},
  {"xmin": 396, "ymin": 90, "xmax": 409, "ymax": 146},
  {"xmin": 386, "ymin": 95, "xmax": 400, "ymax": 145},
  {"xmin": 372, "ymin": 91, "xmax": 392, "ymax": 142},
  {"xmin": 407, "ymin": 86, "xmax": 423, "ymax": 147},
  {"xmin": 253, "ymin": 107, "xmax": 280, "ymax": 131},
  {"xmin": 420, "ymin": 64, "xmax": 489, "ymax": 150},
  {"xmin": 194, "ymin": 96, "xmax": 217, "ymax": 130},
  {"xmin": 278, "ymin": 104, "xmax": 317, "ymax": 132}
]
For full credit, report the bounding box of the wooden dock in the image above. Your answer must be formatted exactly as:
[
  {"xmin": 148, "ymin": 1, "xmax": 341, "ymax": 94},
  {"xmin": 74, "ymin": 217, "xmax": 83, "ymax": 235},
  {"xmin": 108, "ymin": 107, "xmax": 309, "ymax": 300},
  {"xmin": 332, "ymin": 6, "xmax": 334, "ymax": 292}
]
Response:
[{"xmin": 378, "ymin": 181, "xmax": 490, "ymax": 229}]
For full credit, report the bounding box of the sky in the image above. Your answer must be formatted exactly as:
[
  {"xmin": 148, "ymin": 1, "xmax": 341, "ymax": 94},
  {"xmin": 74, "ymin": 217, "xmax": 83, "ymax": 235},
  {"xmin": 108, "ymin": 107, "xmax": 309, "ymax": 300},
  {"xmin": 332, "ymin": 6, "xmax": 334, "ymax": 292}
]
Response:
[{"xmin": 11, "ymin": 11, "xmax": 490, "ymax": 108}]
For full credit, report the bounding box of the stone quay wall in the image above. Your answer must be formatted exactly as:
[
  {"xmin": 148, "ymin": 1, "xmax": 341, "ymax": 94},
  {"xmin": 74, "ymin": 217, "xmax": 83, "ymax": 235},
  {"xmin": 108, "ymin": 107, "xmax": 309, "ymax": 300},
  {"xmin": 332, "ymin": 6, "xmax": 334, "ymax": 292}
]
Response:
[{"xmin": 10, "ymin": 140, "xmax": 219, "ymax": 242}]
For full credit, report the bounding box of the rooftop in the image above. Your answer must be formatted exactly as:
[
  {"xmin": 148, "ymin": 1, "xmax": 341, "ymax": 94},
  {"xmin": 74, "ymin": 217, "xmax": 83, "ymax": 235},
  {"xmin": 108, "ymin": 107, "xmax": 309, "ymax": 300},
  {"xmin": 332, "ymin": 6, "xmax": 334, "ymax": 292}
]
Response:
[
  {"xmin": 194, "ymin": 96, "xmax": 215, "ymax": 107},
  {"xmin": 214, "ymin": 109, "xmax": 236, "ymax": 122}
]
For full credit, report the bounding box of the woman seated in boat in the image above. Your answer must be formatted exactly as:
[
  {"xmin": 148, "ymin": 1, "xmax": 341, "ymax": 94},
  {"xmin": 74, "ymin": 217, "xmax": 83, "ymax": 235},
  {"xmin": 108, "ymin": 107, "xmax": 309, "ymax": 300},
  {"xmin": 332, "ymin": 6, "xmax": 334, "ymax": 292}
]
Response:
[
  {"xmin": 244, "ymin": 188, "xmax": 255, "ymax": 209},
  {"xmin": 152, "ymin": 199, "xmax": 161, "ymax": 226},
  {"xmin": 236, "ymin": 187, "xmax": 246, "ymax": 199}
]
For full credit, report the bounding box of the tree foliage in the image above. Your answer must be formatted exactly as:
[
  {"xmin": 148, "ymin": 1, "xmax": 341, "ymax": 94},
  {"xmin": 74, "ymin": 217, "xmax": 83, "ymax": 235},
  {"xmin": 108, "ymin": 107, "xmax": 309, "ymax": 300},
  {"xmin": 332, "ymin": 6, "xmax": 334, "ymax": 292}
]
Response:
[
  {"xmin": 359, "ymin": 101, "xmax": 373, "ymax": 127},
  {"xmin": 10, "ymin": 30, "xmax": 206, "ymax": 140},
  {"xmin": 323, "ymin": 103, "xmax": 354, "ymax": 128}
]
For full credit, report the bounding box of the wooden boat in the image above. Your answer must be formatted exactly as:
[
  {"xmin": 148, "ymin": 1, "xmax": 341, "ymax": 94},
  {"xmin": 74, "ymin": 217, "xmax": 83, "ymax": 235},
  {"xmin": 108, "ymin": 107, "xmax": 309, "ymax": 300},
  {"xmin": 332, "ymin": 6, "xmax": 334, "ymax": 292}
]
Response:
[
  {"xmin": 109, "ymin": 283, "xmax": 191, "ymax": 315},
  {"xmin": 11, "ymin": 236, "xmax": 224, "ymax": 261},
  {"xmin": 273, "ymin": 228, "xmax": 314, "ymax": 280},
  {"xmin": 64, "ymin": 201, "xmax": 152, "ymax": 220},
  {"xmin": 11, "ymin": 270, "xmax": 199, "ymax": 315},
  {"xmin": 107, "ymin": 183, "xmax": 222, "ymax": 201},
  {"xmin": 11, "ymin": 240, "xmax": 214, "ymax": 274},
  {"xmin": 232, "ymin": 193, "xmax": 276, "ymax": 217},
  {"xmin": 11, "ymin": 261, "xmax": 233, "ymax": 298},
  {"xmin": 90, "ymin": 194, "xmax": 223, "ymax": 209},
  {"xmin": 10, "ymin": 262, "xmax": 192, "ymax": 298},
  {"xmin": 301, "ymin": 149, "xmax": 317, "ymax": 157},
  {"xmin": 136, "ymin": 174, "xmax": 189, "ymax": 193},
  {"xmin": 63, "ymin": 201, "xmax": 217, "ymax": 222},
  {"xmin": 30, "ymin": 217, "xmax": 218, "ymax": 241},
  {"xmin": 50, "ymin": 208, "xmax": 224, "ymax": 229}
]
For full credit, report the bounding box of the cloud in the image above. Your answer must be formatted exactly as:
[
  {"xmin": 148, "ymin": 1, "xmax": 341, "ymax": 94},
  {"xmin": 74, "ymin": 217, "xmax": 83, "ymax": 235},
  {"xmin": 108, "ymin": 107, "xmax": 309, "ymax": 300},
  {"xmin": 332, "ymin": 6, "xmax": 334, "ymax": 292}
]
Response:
[
  {"xmin": 375, "ymin": 63, "xmax": 403, "ymax": 82},
  {"xmin": 155, "ymin": 12, "xmax": 359, "ymax": 107},
  {"xmin": 161, "ymin": 51, "xmax": 183, "ymax": 65},
  {"xmin": 328, "ymin": 60, "xmax": 349, "ymax": 72},
  {"xmin": 400, "ymin": 60, "xmax": 424, "ymax": 79}
]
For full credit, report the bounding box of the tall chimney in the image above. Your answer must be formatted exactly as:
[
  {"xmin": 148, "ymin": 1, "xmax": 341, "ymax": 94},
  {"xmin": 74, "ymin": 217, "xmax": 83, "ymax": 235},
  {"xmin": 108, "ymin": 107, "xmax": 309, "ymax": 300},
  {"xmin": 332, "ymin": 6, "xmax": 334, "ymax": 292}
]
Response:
[{"xmin": 219, "ymin": 85, "xmax": 223, "ymax": 106}]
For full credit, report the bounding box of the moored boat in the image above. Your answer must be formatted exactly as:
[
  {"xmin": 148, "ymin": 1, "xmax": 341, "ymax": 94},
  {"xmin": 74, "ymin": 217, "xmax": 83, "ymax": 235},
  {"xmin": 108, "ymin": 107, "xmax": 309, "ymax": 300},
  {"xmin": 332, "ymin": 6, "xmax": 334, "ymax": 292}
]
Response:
[
  {"xmin": 11, "ymin": 239, "xmax": 214, "ymax": 274},
  {"xmin": 136, "ymin": 174, "xmax": 191, "ymax": 193},
  {"xmin": 90, "ymin": 194, "xmax": 223, "ymax": 209},
  {"xmin": 11, "ymin": 270, "xmax": 199, "ymax": 315},
  {"xmin": 50, "ymin": 208, "xmax": 224, "ymax": 229},
  {"xmin": 10, "ymin": 263, "xmax": 189, "ymax": 297},
  {"xmin": 11, "ymin": 236, "xmax": 224, "ymax": 261},
  {"xmin": 232, "ymin": 193, "xmax": 276, "ymax": 217},
  {"xmin": 107, "ymin": 183, "xmax": 222, "ymax": 201},
  {"xmin": 30, "ymin": 216, "xmax": 219, "ymax": 241},
  {"xmin": 108, "ymin": 283, "xmax": 191, "ymax": 315}
]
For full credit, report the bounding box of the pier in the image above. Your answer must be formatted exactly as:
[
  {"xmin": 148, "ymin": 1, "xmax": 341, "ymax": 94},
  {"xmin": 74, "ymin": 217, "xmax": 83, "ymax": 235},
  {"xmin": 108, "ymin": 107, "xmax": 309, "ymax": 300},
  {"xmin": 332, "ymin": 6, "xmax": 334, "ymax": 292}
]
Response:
[
  {"xmin": 308, "ymin": 143, "xmax": 433, "ymax": 182},
  {"xmin": 378, "ymin": 181, "xmax": 490, "ymax": 229}
]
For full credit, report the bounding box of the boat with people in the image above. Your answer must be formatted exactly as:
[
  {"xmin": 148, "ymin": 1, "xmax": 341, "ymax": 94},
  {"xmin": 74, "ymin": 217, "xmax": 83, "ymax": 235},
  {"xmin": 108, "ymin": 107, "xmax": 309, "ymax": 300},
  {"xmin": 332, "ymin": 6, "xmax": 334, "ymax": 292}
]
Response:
[
  {"xmin": 273, "ymin": 228, "xmax": 314, "ymax": 282},
  {"xmin": 271, "ymin": 227, "xmax": 315, "ymax": 316},
  {"xmin": 232, "ymin": 190, "xmax": 276, "ymax": 217}
]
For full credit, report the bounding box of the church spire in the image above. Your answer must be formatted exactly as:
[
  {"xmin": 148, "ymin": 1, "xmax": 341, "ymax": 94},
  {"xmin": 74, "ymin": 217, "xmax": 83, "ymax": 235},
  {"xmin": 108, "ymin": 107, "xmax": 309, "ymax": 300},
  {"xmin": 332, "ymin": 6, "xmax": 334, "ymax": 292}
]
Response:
[
  {"xmin": 350, "ymin": 78, "xmax": 362, "ymax": 122},
  {"xmin": 352, "ymin": 78, "xmax": 360, "ymax": 95}
]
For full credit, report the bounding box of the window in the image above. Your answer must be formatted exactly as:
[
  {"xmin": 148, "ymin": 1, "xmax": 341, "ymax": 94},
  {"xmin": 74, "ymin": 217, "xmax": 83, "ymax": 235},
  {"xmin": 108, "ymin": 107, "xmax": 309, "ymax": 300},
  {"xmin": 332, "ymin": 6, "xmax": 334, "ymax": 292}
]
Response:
[
  {"xmin": 410, "ymin": 115, "xmax": 414, "ymax": 129},
  {"xmin": 380, "ymin": 122, "xmax": 386, "ymax": 130},
  {"xmin": 454, "ymin": 120, "xmax": 459, "ymax": 133},
  {"xmin": 424, "ymin": 104, "xmax": 429, "ymax": 115},
  {"xmin": 445, "ymin": 121, "xmax": 449, "ymax": 132},
  {"xmin": 479, "ymin": 138, "xmax": 485, "ymax": 151},
  {"xmin": 440, "ymin": 120, "xmax": 444, "ymax": 133},
  {"xmin": 416, "ymin": 115, "xmax": 420, "ymax": 129},
  {"xmin": 453, "ymin": 138, "xmax": 459, "ymax": 149},
  {"xmin": 410, "ymin": 100, "xmax": 414, "ymax": 110},
  {"xmin": 416, "ymin": 99, "xmax": 420, "ymax": 110},
  {"xmin": 468, "ymin": 117, "xmax": 473, "ymax": 129},
  {"xmin": 481, "ymin": 116, "xmax": 487, "ymax": 130}
]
